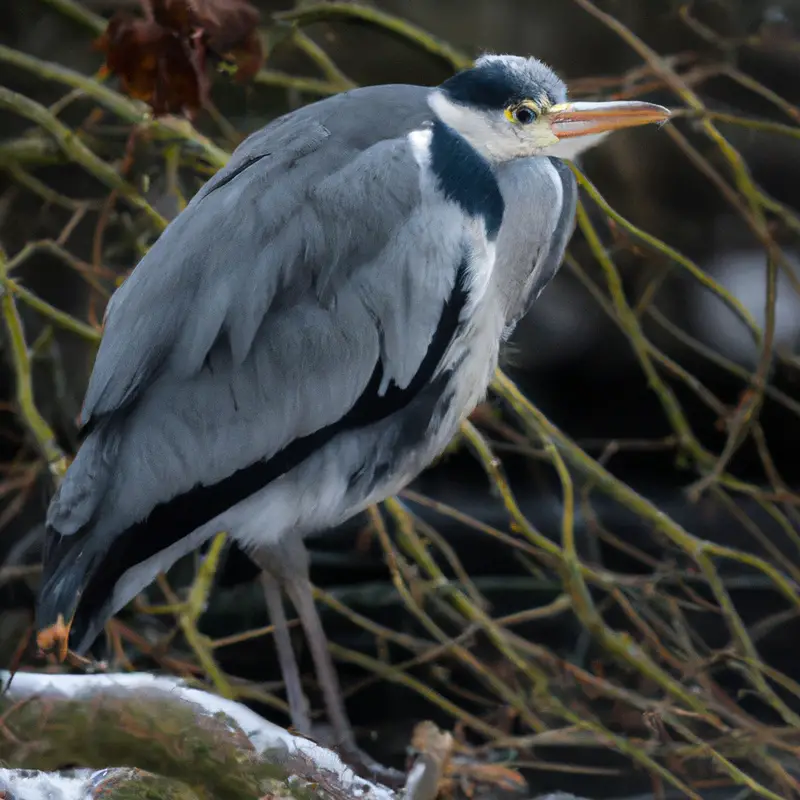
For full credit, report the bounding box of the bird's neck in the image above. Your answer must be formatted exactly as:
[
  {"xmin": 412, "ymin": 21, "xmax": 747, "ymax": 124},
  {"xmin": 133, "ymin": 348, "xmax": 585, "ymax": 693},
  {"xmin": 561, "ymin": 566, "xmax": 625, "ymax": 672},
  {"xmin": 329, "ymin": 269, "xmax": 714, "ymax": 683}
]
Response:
[
  {"xmin": 428, "ymin": 89, "xmax": 501, "ymax": 163},
  {"xmin": 427, "ymin": 118, "xmax": 505, "ymax": 241}
]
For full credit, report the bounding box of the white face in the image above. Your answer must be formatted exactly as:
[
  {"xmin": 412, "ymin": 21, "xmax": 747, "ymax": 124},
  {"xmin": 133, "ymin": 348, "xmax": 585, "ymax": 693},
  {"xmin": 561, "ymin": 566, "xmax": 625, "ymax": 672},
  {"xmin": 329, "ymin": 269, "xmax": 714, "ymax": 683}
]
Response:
[
  {"xmin": 429, "ymin": 89, "xmax": 564, "ymax": 161},
  {"xmin": 428, "ymin": 89, "xmax": 669, "ymax": 163}
]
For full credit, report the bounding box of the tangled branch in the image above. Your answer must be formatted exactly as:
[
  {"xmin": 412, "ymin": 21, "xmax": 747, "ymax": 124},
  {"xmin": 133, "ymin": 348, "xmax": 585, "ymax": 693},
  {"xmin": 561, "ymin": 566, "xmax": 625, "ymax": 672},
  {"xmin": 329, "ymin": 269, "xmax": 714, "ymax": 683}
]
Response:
[{"xmin": 1, "ymin": 1, "xmax": 799, "ymax": 798}]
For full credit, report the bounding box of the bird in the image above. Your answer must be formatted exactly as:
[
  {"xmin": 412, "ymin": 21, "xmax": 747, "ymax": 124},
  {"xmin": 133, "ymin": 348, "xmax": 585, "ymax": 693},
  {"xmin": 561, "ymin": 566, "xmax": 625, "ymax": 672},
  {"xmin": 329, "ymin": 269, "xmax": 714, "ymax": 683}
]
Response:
[{"xmin": 36, "ymin": 53, "xmax": 668, "ymax": 774}]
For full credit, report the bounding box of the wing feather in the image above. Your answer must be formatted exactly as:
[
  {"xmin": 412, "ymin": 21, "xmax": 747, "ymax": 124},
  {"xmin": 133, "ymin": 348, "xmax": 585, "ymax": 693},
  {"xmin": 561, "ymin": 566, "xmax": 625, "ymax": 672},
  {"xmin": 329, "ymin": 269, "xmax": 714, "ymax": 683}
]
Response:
[{"xmin": 45, "ymin": 86, "xmax": 472, "ymax": 551}]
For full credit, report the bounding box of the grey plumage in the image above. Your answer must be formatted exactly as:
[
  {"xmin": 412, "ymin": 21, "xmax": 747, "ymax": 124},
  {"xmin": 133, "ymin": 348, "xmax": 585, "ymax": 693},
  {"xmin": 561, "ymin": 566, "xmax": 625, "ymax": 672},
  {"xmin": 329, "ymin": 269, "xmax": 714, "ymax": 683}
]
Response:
[
  {"xmin": 42, "ymin": 82, "xmax": 570, "ymax": 633},
  {"xmin": 36, "ymin": 54, "xmax": 668, "ymax": 768},
  {"xmin": 495, "ymin": 155, "xmax": 577, "ymax": 332}
]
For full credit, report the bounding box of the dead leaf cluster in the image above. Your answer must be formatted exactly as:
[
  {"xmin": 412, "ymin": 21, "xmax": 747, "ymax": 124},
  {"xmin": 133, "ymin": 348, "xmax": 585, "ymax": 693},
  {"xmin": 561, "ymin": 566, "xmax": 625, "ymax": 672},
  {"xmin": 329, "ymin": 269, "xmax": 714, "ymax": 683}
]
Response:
[{"xmin": 95, "ymin": 0, "xmax": 263, "ymax": 116}]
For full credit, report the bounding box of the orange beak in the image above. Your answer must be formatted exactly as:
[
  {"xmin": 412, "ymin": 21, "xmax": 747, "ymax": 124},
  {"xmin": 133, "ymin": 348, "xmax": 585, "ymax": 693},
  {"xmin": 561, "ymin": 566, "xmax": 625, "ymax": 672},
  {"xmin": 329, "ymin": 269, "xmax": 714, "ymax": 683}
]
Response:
[
  {"xmin": 547, "ymin": 100, "xmax": 671, "ymax": 138},
  {"xmin": 37, "ymin": 613, "xmax": 73, "ymax": 662}
]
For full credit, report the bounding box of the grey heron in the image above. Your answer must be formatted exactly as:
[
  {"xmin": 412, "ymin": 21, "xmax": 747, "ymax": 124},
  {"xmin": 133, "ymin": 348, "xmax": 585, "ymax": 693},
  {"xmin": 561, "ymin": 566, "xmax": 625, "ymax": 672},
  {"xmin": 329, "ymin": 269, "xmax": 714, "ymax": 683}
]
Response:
[{"xmin": 36, "ymin": 53, "xmax": 668, "ymax": 772}]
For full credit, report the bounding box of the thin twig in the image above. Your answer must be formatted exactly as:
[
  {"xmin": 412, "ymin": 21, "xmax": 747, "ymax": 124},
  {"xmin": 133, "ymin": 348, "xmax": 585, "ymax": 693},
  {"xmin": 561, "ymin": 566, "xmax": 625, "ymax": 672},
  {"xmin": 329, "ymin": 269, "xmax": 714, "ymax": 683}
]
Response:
[
  {"xmin": 274, "ymin": 3, "xmax": 472, "ymax": 71},
  {"xmin": 0, "ymin": 247, "xmax": 68, "ymax": 479}
]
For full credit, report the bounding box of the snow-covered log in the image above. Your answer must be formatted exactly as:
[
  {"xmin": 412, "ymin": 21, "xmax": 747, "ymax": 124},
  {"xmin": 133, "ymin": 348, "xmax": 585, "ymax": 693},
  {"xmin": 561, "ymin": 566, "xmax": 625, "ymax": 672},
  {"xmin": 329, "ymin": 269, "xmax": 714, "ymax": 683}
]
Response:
[{"xmin": 0, "ymin": 671, "xmax": 404, "ymax": 799}]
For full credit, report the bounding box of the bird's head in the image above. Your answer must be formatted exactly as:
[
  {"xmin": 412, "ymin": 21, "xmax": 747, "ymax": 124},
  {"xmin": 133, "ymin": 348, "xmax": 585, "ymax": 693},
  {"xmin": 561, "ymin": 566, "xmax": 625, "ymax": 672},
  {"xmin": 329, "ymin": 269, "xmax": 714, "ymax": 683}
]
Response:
[{"xmin": 430, "ymin": 53, "xmax": 670, "ymax": 162}]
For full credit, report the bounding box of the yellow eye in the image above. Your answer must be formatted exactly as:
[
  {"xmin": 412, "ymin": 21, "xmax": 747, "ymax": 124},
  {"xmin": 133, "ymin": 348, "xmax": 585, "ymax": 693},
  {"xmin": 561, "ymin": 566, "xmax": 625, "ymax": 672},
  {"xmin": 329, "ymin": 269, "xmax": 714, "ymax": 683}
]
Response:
[
  {"xmin": 505, "ymin": 102, "xmax": 539, "ymax": 125},
  {"xmin": 512, "ymin": 105, "xmax": 537, "ymax": 124}
]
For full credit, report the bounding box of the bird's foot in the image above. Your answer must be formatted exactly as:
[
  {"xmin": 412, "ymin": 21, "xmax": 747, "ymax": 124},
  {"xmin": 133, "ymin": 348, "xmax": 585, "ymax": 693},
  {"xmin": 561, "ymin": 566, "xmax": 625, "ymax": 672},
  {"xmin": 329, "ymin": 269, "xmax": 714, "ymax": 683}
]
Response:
[
  {"xmin": 338, "ymin": 743, "xmax": 405, "ymax": 788},
  {"xmin": 309, "ymin": 723, "xmax": 405, "ymax": 788}
]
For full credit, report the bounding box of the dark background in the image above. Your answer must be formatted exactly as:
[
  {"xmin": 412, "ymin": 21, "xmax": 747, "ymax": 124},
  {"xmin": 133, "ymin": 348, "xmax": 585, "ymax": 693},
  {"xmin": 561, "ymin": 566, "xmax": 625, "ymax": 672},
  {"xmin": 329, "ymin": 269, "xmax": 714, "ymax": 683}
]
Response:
[{"xmin": 1, "ymin": 2, "xmax": 800, "ymax": 798}]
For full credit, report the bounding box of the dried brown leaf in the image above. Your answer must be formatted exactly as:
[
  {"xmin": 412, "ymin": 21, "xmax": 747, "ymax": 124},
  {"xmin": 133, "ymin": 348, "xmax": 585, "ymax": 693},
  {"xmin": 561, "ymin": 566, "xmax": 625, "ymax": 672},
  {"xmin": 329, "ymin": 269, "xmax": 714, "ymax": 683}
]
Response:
[
  {"xmin": 95, "ymin": 14, "xmax": 207, "ymax": 115},
  {"xmin": 95, "ymin": 0, "xmax": 262, "ymax": 116}
]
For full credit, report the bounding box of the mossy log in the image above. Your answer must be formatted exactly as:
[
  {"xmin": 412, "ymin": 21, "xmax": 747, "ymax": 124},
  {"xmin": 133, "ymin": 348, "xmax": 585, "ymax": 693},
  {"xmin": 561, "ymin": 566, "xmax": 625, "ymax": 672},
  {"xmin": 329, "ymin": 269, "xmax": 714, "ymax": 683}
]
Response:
[{"xmin": 0, "ymin": 672, "xmax": 399, "ymax": 800}]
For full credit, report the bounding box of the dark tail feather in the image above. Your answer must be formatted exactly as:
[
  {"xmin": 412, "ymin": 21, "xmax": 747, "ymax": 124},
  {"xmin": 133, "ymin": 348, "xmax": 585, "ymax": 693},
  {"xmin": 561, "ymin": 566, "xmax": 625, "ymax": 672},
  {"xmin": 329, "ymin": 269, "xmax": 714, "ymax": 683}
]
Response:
[
  {"xmin": 36, "ymin": 526, "xmax": 103, "ymax": 657},
  {"xmin": 38, "ymin": 422, "xmax": 120, "ymax": 658}
]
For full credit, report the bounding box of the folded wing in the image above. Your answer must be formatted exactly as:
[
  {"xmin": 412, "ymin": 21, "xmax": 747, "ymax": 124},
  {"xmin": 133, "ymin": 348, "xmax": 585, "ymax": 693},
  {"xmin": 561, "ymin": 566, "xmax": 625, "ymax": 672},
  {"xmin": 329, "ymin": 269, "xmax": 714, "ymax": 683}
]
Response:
[{"xmin": 39, "ymin": 87, "xmax": 475, "ymax": 639}]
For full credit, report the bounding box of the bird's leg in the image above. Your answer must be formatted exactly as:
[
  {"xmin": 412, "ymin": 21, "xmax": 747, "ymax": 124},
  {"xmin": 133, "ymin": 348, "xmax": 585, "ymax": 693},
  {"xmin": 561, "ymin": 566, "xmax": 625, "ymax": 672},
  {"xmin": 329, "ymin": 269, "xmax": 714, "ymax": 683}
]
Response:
[
  {"xmin": 259, "ymin": 569, "xmax": 313, "ymax": 736},
  {"xmin": 283, "ymin": 573, "xmax": 355, "ymax": 749},
  {"xmin": 283, "ymin": 573, "xmax": 403, "ymax": 785},
  {"xmin": 263, "ymin": 537, "xmax": 353, "ymax": 746},
  {"xmin": 252, "ymin": 537, "xmax": 403, "ymax": 784}
]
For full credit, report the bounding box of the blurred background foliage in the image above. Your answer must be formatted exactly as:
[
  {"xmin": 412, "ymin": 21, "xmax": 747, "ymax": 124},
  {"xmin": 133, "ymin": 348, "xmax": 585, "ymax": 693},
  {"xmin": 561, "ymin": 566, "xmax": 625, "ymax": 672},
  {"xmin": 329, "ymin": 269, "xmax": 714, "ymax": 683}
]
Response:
[{"xmin": 1, "ymin": 1, "xmax": 800, "ymax": 798}]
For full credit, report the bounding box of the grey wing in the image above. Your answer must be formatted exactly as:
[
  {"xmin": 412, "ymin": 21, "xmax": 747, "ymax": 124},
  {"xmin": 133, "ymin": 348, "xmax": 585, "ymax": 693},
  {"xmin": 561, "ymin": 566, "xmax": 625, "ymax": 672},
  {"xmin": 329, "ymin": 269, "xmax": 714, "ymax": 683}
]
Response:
[
  {"xmin": 45, "ymin": 90, "xmax": 468, "ymax": 546},
  {"xmin": 81, "ymin": 84, "xmax": 434, "ymax": 427},
  {"xmin": 493, "ymin": 156, "xmax": 577, "ymax": 333}
]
